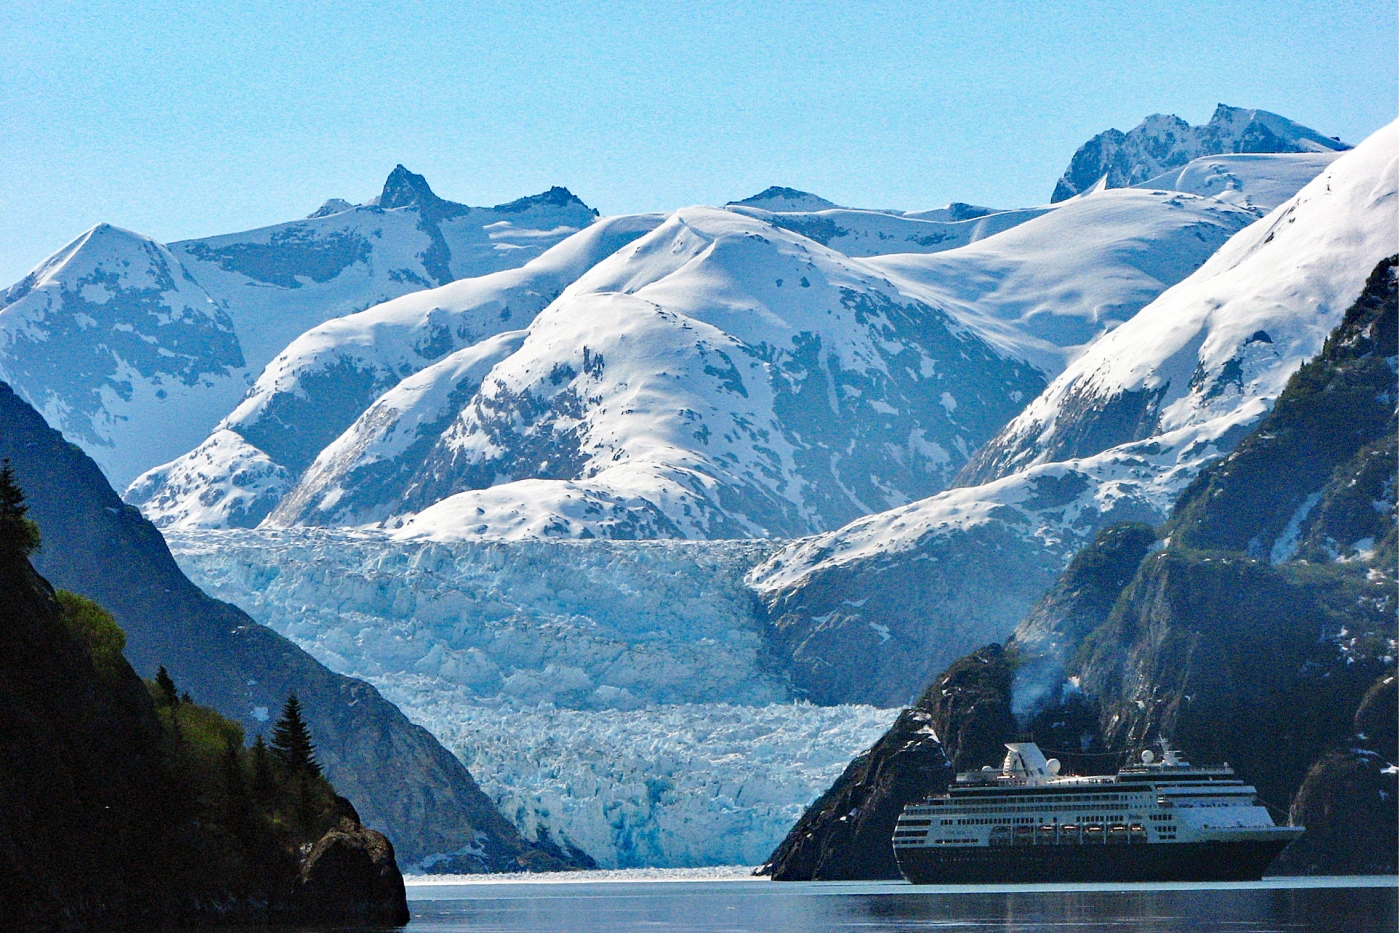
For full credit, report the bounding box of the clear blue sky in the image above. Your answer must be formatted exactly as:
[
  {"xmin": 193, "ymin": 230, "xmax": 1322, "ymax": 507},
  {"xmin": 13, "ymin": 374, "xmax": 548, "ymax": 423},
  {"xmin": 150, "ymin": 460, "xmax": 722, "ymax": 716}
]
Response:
[{"xmin": 2, "ymin": 1, "xmax": 1395, "ymax": 285}]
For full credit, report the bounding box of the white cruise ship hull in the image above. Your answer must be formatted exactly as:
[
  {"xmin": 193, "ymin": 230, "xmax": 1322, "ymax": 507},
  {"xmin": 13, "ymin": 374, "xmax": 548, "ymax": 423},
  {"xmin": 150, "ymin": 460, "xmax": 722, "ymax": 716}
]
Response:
[{"xmin": 895, "ymin": 833, "xmax": 1302, "ymax": 884}]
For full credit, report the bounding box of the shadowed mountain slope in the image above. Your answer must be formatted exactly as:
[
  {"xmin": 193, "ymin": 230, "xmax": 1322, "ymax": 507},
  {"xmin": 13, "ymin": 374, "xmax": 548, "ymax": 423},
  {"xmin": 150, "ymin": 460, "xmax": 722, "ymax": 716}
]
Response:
[{"xmin": 0, "ymin": 380, "xmax": 588, "ymax": 873}]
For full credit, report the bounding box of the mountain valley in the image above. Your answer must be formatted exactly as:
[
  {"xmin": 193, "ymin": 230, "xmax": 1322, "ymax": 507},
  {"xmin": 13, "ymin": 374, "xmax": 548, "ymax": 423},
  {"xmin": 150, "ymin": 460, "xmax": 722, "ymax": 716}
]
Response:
[{"xmin": 2, "ymin": 104, "xmax": 1393, "ymax": 879}]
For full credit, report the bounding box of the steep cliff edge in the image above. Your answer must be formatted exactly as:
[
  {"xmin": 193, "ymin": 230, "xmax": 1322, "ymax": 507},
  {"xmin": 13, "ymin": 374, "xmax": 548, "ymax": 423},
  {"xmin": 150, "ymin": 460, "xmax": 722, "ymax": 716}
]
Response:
[
  {"xmin": 0, "ymin": 380, "xmax": 586, "ymax": 872},
  {"xmin": 762, "ymin": 255, "xmax": 1397, "ymax": 879},
  {"xmin": 0, "ymin": 539, "xmax": 408, "ymax": 928}
]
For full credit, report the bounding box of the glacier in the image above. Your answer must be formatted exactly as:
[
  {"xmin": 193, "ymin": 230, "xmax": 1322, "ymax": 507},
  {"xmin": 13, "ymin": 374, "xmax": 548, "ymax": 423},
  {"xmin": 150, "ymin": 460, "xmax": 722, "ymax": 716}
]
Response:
[{"xmin": 165, "ymin": 528, "xmax": 897, "ymax": 867}]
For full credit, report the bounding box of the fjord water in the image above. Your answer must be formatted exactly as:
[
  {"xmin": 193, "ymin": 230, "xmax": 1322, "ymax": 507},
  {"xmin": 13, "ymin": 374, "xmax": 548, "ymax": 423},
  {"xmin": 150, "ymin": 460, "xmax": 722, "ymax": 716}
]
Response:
[{"xmin": 405, "ymin": 876, "xmax": 1397, "ymax": 932}]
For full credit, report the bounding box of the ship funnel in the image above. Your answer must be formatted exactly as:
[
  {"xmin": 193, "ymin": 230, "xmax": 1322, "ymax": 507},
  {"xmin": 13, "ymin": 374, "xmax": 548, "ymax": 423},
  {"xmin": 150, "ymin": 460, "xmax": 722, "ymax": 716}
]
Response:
[{"xmin": 1002, "ymin": 743, "xmax": 1052, "ymax": 783}]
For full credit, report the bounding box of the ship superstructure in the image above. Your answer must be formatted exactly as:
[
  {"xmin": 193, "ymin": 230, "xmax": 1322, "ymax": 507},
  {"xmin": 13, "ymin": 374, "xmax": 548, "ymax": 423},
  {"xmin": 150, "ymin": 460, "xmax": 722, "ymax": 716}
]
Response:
[{"xmin": 893, "ymin": 741, "xmax": 1303, "ymax": 883}]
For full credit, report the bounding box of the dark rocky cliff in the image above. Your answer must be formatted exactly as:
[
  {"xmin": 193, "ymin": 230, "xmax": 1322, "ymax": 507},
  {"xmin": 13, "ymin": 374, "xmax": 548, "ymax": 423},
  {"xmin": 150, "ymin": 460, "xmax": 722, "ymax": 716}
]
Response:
[
  {"xmin": 762, "ymin": 256, "xmax": 1398, "ymax": 880},
  {"xmin": 0, "ymin": 542, "xmax": 408, "ymax": 928},
  {"xmin": 0, "ymin": 381, "xmax": 587, "ymax": 873}
]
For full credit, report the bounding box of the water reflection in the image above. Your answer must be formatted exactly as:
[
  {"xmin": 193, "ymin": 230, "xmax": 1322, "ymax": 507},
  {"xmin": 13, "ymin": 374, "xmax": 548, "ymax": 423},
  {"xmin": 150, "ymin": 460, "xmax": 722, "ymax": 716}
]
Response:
[{"xmin": 406, "ymin": 878, "xmax": 1397, "ymax": 933}]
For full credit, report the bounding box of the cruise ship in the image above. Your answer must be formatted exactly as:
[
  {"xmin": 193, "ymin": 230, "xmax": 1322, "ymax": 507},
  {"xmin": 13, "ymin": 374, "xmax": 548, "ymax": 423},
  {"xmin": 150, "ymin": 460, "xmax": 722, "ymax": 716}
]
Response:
[{"xmin": 893, "ymin": 741, "xmax": 1303, "ymax": 884}]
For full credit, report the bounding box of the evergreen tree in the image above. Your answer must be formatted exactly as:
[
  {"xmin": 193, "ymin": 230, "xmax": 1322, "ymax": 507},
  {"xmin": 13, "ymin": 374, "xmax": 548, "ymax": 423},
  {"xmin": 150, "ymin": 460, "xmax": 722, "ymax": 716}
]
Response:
[
  {"xmin": 269, "ymin": 693, "xmax": 320, "ymax": 777},
  {"xmin": 155, "ymin": 666, "xmax": 179, "ymax": 706},
  {"xmin": 0, "ymin": 459, "xmax": 40, "ymax": 562}
]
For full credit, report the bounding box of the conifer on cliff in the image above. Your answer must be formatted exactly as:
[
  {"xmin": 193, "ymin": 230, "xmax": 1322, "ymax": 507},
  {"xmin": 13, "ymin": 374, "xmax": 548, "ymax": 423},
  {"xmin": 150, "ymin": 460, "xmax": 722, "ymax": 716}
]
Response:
[
  {"xmin": 270, "ymin": 693, "xmax": 320, "ymax": 777},
  {"xmin": 0, "ymin": 458, "xmax": 40, "ymax": 562}
]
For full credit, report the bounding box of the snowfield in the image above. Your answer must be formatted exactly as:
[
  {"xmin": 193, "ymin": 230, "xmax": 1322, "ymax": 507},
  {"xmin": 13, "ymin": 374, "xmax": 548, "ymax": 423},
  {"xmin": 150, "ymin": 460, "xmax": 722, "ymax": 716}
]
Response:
[
  {"xmin": 866, "ymin": 186, "xmax": 1259, "ymax": 373},
  {"xmin": 166, "ymin": 528, "xmax": 896, "ymax": 867},
  {"xmin": 126, "ymin": 148, "xmax": 1336, "ymax": 540},
  {"xmin": 0, "ymin": 167, "xmax": 597, "ymax": 487},
  {"xmin": 744, "ymin": 120, "xmax": 1398, "ymax": 707}
]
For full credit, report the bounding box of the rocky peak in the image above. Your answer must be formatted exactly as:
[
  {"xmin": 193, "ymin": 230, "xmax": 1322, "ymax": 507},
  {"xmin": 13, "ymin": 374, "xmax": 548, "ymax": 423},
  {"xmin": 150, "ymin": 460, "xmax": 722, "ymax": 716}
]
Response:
[
  {"xmin": 307, "ymin": 198, "xmax": 357, "ymax": 219},
  {"xmin": 492, "ymin": 185, "xmax": 597, "ymax": 216},
  {"xmin": 727, "ymin": 186, "xmax": 839, "ymax": 212},
  {"xmin": 1052, "ymin": 105, "xmax": 1350, "ymax": 201},
  {"xmin": 375, "ymin": 164, "xmax": 451, "ymax": 212}
]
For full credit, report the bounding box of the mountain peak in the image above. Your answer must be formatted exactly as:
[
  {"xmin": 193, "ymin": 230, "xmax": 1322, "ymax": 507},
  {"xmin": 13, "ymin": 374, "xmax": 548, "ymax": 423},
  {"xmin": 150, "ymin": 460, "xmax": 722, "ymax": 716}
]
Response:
[
  {"xmin": 307, "ymin": 198, "xmax": 357, "ymax": 219},
  {"xmin": 491, "ymin": 186, "xmax": 597, "ymax": 216},
  {"xmin": 727, "ymin": 187, "xmax": 838, "ymax": 212},
  {"xmin": 1052, "ymin": 106, "xmax": 1351, "ymax": 202},
  {"xmin": 1206, "ymin": 104, "xmax": 1351, "ymax": 152},
  {"xmin": 376, "ymin": 165, "xmax": 448, "ymax": 212}
]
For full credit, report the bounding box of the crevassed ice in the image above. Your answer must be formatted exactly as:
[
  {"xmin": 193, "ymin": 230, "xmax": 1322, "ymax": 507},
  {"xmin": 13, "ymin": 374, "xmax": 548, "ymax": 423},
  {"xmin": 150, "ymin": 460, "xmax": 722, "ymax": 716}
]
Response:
[{"xmin": 167, "ymin": 528, "xmax": 898, "ymax": 868}]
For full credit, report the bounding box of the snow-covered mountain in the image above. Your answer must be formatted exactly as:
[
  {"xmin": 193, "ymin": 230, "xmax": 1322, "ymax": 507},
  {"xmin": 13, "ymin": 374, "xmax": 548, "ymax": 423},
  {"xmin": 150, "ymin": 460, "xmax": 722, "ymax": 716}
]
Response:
[
  {"xmin": 331, "ymin": 206, "xmax": 1047, "ymax": 539},
  {"xmin": 0, "ymin": 166, "xmax": 597, "ymax": 487},
  {"xmin": 865, "ymin": 186, "xmax": 1259, "ymax": 373},
  {"xmin": 292, "ymin": 168, "xmax": 1312, "ymax": 539},
  {"xmin": 1051, "ymin": 104, "xmax": 1350, "ymax": 201},
  {"xmin": 129, "ymin": 214, "xmax": 662, "ymax": 528},
  {"xmin": 964, "ymin": 124, "xmax": 1397, "ymax": 485},
  {"xmin": 750, "ymin": 120, "xmax": 1398, "ymax": 707},
  {"xmin": 172, "ymin": 166, "xmax": 599, "ymax": 367},
  {"xmin": 725, "ymin": 192, "xmax": 1050, "ymax": 258},
  {"xmin": 264, "ymin": 330, "xmax": 528, "ymax": 528},
  {"xmin": 0, "ymin": 225, "xmax": 249, "ymax": 486},
  {"xmin": 130, "ymin": 146, "xmax": 1338, "ymax": 537}
]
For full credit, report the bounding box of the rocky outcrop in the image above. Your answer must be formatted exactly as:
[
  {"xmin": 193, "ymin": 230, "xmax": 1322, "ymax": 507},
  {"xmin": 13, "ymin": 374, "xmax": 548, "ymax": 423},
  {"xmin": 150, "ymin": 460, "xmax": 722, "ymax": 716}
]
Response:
[
  {"xmin": 762, "ymin": 645, "xmax": 1021, "ymax": 880},
  {"xmin": 763, "ymin": 258, "xmax": 1397, "ymax": 878},
  {"xmin": 0, "ymin": 549, "xmax": 411, "ymax": 928},
  {"xmin": 1051, "ymin": 104, "xmax": 1349, "ymax": 201},
  {"xmin": 0, "ymin": 380, "xmax": 587, "ymax": 872},
  {"xmin": 281, "ymin": 799, "xmax": 410, "ymax": 926},
  {"xmin": 1275, "ymin": 669, "xmax": 1397, "ymax": 875},
  {"xmin": 759, "ymin": 705, "xmax": 949, "ymax": 880}
]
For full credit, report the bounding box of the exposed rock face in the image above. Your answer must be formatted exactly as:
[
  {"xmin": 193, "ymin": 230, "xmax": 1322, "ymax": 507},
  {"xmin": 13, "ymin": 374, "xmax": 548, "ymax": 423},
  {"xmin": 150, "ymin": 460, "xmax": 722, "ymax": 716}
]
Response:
[
  {"xmin": 762, "ymin": 259, "xmax": 1397, "ymax": 878},
  {"xmin": 1167, "ymin": 256, "xmax": 1398, "ymax": 560},
  {"xmin": 0, "ymin": 380, "xmax": 586, "ymax": 872},
  {"xmin": 282, "ymin": 800, "xmax": 410, "ymax": 926},
  {"xmin": 1051, "ymin": 104, "xmax": 1349, "ymax": 202},
  {"xmin": 1076, "ymin": 550, "xmax": 1394, "ymax": 812},
  {"xmin": 749, "ymin": 130, "xmax": 1396, "ymax": 713},
  {"xmin": 1275, "ymin": 669, "xmax": 1397, "ymax": 875},
  {"xmin": 758, "ymin": 705, "xmax": 949, "ymax": 880},
  {"xmin": 762, "ymin": 645, "xmax": 1020, "ymax": 880},
  {"xmin": 0, "ymin": 548, "xmax": 411, "ymax": 928}
]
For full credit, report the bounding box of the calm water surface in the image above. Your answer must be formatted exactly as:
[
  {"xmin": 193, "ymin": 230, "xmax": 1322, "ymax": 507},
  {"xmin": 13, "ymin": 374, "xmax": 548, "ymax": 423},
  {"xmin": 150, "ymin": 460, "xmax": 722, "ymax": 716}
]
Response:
[{"xmin": 405, "ymin": 875, "xmax": 1397, "ymax": 932}]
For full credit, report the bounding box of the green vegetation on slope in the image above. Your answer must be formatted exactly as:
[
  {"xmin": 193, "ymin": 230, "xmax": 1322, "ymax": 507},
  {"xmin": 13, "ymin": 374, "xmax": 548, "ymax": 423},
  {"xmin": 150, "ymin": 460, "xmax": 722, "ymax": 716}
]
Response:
[{"xmin": 0, "ymin": 476, "xmax": 406, "ymax": 929}]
